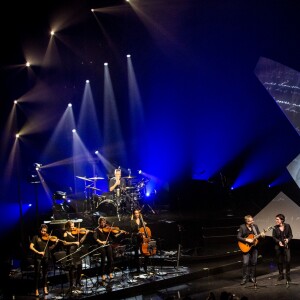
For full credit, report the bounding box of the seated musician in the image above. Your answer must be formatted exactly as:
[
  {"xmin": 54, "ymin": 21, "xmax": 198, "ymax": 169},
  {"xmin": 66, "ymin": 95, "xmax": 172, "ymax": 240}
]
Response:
[
  {"xmin": 109, "ymin": 168, "xmax": 126, "ymax": 196},
  {"xmin": 130, "ymin": 209, "xmax": 150, "ymax": 273},
  {"xmin": 93, "ymin": 217, "xmax": 119, "ymax": 281}
]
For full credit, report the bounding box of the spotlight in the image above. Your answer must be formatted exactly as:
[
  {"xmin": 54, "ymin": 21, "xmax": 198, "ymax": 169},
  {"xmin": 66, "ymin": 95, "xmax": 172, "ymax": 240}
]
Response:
[
  {"xmin": 68, "ymin": 103, "xmax": 72, "ymax": 107},
  {"xmin": 138, "ymin": 170, "xmax": 142, "ymax": 174},
  {"xmin": 104, "ymin": 62, "xmax": 108, "ymax": 66},
  {"xmin": 14, "ymin": 100, "xmax": 18, "ymax": 104},
  {"xmin": 26, "ymin": 62, "xmax": 30, "ymax": 67},
  {"xmin": 86, "ymin": 79, "xmax": 90, "ymax": 83},
  {"xmin": 16, "ymin": 133, "xmax": 20, "ymax": 138},
  {"xmin": 34, "ymin": 163, "xmax": 42, "ymax": 171},
  {"xmin": 127, "ymin": 54, "xmax": 131, "ymax": 58},
  {"xmin": 53, "ymin": 191, "xmax": 67, "ymax": 200},
  {"xmin": 95, "ymin": 150, "xmax": 99, "ymax": 154},
  {"xmin": 50, "ymin": 30, "xmax": 55, "ymax": 36},
  {"xmin": 72, "ymin": 129, "xmax": 76, "ymax": 133}
]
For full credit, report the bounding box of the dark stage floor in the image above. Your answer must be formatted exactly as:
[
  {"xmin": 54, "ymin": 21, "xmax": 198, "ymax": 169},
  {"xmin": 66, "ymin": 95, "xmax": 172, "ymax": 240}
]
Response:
[{"xmin": 3, "ymin": 208, "xmax": 300, "ymax": 299}]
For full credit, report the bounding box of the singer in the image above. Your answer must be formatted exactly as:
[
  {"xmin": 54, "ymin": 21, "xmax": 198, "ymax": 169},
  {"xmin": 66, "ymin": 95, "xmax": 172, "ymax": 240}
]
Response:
[
  {"xmin": 272, "ymin": 214, "xmax": 293, "ymax": 283},
  {"xmin": 237, "ymin": 215, "xmax": 265, "ymax": 285}
]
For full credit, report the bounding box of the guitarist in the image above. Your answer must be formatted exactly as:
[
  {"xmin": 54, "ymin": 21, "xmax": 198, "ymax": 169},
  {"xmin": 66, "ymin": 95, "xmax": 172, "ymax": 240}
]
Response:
[
  {"xmin": 272, "ymin": 214, "xmax": 293, "ymax": 283},
  {"xmin": 237, "ymin": 215, "xmax": 265, "ymax": 285}
]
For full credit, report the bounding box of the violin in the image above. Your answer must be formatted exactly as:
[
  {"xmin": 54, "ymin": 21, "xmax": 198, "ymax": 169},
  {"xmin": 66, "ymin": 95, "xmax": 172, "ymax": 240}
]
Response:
[
  {"xmin": 71, "ymin": 227, "xmax": 95, "ymax": 235},
  {"xmin": 42, "ymin": 234, "xmax": 63, "ymax": 242},
  {"xmin": 102, "ymin": 226, "xmax": 128, "ymax": 234}
]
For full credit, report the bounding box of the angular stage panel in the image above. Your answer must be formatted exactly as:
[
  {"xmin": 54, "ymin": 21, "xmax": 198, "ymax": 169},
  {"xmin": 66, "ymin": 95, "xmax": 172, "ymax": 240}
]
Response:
[{"xmin": 254, "ymin": 191, "xmax": 300, "ymax": 239}]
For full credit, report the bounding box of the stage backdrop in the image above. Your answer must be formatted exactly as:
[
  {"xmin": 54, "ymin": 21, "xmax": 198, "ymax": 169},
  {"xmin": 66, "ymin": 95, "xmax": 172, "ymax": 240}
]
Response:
[{"xmin": 254, "ymin": 191, "xmax": 300, "ymax": 240}]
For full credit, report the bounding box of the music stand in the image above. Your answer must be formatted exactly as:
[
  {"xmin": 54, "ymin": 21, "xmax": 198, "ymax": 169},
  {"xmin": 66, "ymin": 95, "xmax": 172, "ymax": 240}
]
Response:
[{"xmin": 53, "ymin": 251, "xmax": 70, "ymax": 297}]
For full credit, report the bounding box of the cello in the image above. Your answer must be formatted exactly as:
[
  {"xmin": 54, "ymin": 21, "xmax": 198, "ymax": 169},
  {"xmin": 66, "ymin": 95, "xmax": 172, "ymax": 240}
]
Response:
[{"xmin": 139, "ymin": 213, "xmax": 157, "ymax": 256}]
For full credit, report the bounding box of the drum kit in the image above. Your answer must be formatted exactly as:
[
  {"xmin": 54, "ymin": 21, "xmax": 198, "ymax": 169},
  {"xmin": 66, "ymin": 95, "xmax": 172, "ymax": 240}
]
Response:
[{"xmin": 76, "ymin": 174, "xmax": 150, "ymax": 218}]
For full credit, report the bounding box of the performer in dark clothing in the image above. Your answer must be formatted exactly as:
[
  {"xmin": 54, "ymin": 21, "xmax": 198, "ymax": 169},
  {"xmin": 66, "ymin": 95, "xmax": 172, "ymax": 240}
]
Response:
[
  {"xmin": 237, "ymin": 215, "xmax": 265, "ymax": 285},
  {"xmin": 63, "ymin": 220, "xmax": 89, "ymax": 293},
  {"xmin": 130, "ymin": 209, "xmax": 150, "ymax": 273},
  {"xmin": 272, "ymin": 213, "xmax": 293, "ymax": 282},
  {"xmin": 109, "ymin": 168, "xmax": 126, "ymax": 195},
  {"xmin": 93, "ymin": 217, "xmax": 115, "ymax": 281},
  {"xmin": 29, "ymin": 224, "xmax": 59, "ymax": 297}
]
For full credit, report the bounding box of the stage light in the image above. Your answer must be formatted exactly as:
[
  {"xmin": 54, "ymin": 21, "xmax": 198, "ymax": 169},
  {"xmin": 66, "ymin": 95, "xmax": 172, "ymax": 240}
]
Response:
[
  {"xmin": 14, "ymin": 100, "xmax": 18, "ymax": 104},
  {"xmin": 72, "ymin": 129, "xmax": 76, "ymax": 133},
  {"xmin": 50, "ymin": 30, "xmax": 55, "ymax": 36},
  {"xmin": 95, "ymin": 150, "xmax": 99, "ymax": 154},
  {"xmin": 16, "ymin": 133, "xmax": 20, "ymax": 138},
  {"xmin": 127, "ymin": 54, "xmax": 131, "ymax": 58},
  {"xmin": 34, "ymin": 163, "xmax": 42, "ymax": 171},
  {"xmin": 26, "ymin": 62, "xmax": 30, "ymax": 67},
  {"xmin": 68, "ymin": 103, "xmax": 72, "ymax": 107},
  {"xmin": 86, "ymin": 80, "xmax": 90, "ymax": 83},
  {"xmin": 138, "ymin": 170, "xmax": 142, "ymax": 174},
  {"xmin": 104, "ymin": 62, "xmax": 108, "ymax": 66}
]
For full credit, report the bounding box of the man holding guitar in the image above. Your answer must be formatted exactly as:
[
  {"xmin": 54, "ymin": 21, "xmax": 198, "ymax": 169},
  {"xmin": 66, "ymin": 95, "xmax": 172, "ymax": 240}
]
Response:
[
  {"xmin": 272, "ymin": 214, "xmax": 293, "ymax": 283},
  {"xmin": 237, "ymin": 215, "xmax": 265, "ymax": 285}
]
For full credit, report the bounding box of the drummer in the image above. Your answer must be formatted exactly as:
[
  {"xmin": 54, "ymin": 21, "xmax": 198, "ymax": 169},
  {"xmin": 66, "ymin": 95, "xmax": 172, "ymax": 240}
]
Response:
[{"xmin": 109, "ymin": 168, "xmax": 126, "ymax": 198}]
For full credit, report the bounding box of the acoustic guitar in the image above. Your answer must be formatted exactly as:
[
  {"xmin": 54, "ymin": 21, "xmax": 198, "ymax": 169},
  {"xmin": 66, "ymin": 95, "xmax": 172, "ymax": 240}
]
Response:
[{"xmin": 238, "ymin": 226, "xmax": 273, "ymax": 253}]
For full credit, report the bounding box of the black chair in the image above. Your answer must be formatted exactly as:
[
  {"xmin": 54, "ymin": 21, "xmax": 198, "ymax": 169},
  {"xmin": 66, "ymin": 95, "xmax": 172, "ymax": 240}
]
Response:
[{"xmin": 20, "ymin": 255, "xmax": 35, "ymax": 281}]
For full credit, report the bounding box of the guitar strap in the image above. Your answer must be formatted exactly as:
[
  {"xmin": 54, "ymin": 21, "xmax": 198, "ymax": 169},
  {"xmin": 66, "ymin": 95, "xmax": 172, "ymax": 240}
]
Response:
[{"xmin": 252, "ymin": 225, "xmax": 258, "ymax": 236}]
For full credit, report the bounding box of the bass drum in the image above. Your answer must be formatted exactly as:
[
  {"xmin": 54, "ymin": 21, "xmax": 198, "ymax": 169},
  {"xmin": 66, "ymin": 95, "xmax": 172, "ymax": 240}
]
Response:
[{"xmin": 97, "ymin": 199, "xmax": 117, "ymax": 216}]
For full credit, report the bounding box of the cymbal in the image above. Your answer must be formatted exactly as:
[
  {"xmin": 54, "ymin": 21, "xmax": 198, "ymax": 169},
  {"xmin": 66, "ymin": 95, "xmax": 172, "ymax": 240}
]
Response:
[
  {"xmin": 76, "ymin": 176, "xmax": 93, "ymax": 182},
  {"xmin": 86, "ymin": 186, "xmax": 102, "ymax": 191},
  {"xmin": 123, "ymin": 176, "xmax": 136, "ymax": 179},
  {"xmin": 89, "ymin": 177, "xmax": 105, "ymax": 180}
]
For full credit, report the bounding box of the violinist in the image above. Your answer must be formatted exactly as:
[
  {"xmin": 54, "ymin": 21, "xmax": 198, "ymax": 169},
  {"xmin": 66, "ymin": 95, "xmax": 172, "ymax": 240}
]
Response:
[
  {"xmin": 93, "ymin": 217, "xmax": 115, "ymax": 281},
  {"xmin": 29, "ymin": 224, "xmax": 59, "ymax": 297},
  {"xmin": 130, "ymin": 209, "xmax": 149, "ymax": 273},
  {"xmin": 63, "ymin": 220, "xmax": 89, "ymax": 293}
]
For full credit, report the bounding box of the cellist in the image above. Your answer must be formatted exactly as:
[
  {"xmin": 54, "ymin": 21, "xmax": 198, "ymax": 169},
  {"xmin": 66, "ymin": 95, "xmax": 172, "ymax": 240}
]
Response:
[{"xmin": 130, "ymin": 209, "xmax": 149, "ymax": 273}]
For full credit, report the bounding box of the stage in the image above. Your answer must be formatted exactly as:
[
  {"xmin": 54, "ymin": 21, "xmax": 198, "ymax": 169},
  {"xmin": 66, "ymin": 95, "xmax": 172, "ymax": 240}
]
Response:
[{"xmin": 4, "ymin": 208, "xmax": 300, "ymax": 299}]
